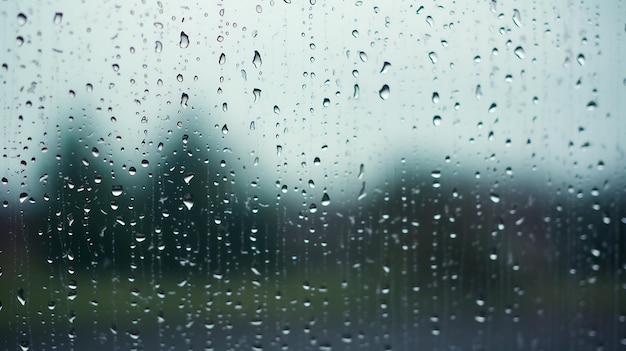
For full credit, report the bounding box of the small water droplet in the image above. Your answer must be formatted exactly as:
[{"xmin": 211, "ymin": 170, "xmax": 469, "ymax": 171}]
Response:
[
  {"xmin": 514, "ymin": 46, "xmax": 525, "ymax": 59},
  {"xmin": 357, "ymin": 182, "xmax": 367, "ymax": 200},
  {"xmin": 352, "ymin": 29, "xmax": 359, "ymax": 38},
  {"xmin": 155, "ymin": 41, "xmax": 163, "ymax": 53},
  {"xmin": 181, "ymin": 92, "xmax": 189, "ymax": 108},
  {"xmin": 53, "ymin": 12, "xmax": 63, "ymax": 25},
  {"xmin": 353, "ymin": 84, "xmax": 360, "ymax": 99},
  {"xmin": 219, "ymin": 53, "xmax": 226, "ymax": 65},
  {"xmin": 221, "ymin": 124, "xmax": 229, "ymax": 134},
  {"xmin": 183, "ymin": 193, "xmax": 194, "ymax": 210},
  {"xmin": 179, "ymin": 31, "xmax": 189, "ymax": 48},
  {"xmin": 432, "ymin": 92, "xmax": 440, "ymax": 103},
  {"xmin": 380, "ymin": 61, "xmax": 391, "ymax": 74},
  {"xmin": 379, "ymin": 85, "xmax": 390, "ymax": 100},
  {"xmin": 17, "ymin": 288, "xmax": 26, "ymax": 306},
  {"xmin": 577, "ymin": 54, "xmax": 585, "ymax": 66},
  {"xmin": 252, "ymin": 50, "xmax": 262, "ymax": 68},
  {"xmin": 323, "ymin": 98, "xmax": 330, "ymax": 107}
]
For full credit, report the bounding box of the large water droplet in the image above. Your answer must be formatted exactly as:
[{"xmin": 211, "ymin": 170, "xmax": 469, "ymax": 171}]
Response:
[
  {"xmin": 514, "ymin": 46, "xmax": 525, "ymax": 59},
  {"xmin": 179, "ymin": 31, "xmax": 189, "ymax": 48},
  {"xmin": 433, "ymin": 115, "xmax": 442, "ymax": 126},
  {"xmin": 359, "ymin": 51, "xmax": 368, "ymax": 62},
  {"xmin": 321, "ymin": 192, "xmax": 331, "ymax": 206},
  {"xmin": 17, "ymin": 13, "xmax": 27, "ymax": 26},
  {"xmin": 219, "ymin": 53, "xmax": 226, "ymax": 65},
  {"xmin": 490, "ymin": 192, "xmax": 501, "ymax": 203},
  {"xmin": 253, "ymin": 88, "xmax": 261, "ymax": 102},
  {"xmin": 111, "ymin": 185, "xmax": 123, "ymax": 197},
  {"xmin": 512, "ymin": 9, "xmax": 522, "ymax": 28},
  {"xmin": 428, "ymin": 51, "xmax": 439, "ymax": 64}
]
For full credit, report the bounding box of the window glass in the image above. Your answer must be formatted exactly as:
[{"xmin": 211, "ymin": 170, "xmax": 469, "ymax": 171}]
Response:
[{"xmin": 1, "ymin": 1, "xmax": 625, "ymax": 350}]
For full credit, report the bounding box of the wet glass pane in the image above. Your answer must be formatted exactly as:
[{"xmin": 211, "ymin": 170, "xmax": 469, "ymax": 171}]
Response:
[{"xmin": 1, "ymin": 1, "xmax": 625, "ymax": 350}]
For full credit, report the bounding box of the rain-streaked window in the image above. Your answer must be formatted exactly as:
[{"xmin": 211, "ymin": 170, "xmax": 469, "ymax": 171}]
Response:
[{"xmin": 1, "ymin": 1, "xmax": 625, "ymax": 350}]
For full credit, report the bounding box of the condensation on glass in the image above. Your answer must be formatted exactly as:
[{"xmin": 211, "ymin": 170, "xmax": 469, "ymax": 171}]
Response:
[{"xmin": 1, "ymin": 1, "xmax": 625, "ymax": 350}]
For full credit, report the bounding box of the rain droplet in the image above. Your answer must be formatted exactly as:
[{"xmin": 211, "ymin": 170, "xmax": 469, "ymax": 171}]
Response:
[
  {"xmin": 352, "ymin": 29, "xmax": 359, "ymax": 38},
  {"xmin": 359, "ymin": 51, "xmax": 368, "ymax": 62},
  {"xmin": 514, "ymin": 46, "xmax": 525, "ymax": 59},
  {"xmin": 181, "ymin": 92, "xmax": 189, "ymax": 108},
  {"xmin": 53, "ymin": 12, "xmax": 63, "ymax": 25},
  {"xmin": 475, "ymin": 84, "xmax": 483, "ymax": 99},
  {"xmin": 252, "ymin": 50, "xmax": 262, "ymax": 68},
  {"xmin": 219, "ymin": 53, "xmax": 226, "ymax": 65},
  {"xmin": 357, "ymin": 182, "xmax": 367, "ymax": 200},
  {"xmin": 184, "ymin": 172, "xmax": 195, "ymax": 184},
  {"xmin": 577, "ymin": 54, "xmax": 585, "ymax": 66},
  {"xmin": 17, "ymin": 13, "xmax": 27, "ymax": 26},
  {"xmin": 432, "ymin": 92, "xmax": 440, "ymax": 103},
  {"xmin": 358, "ymin": 163, "xmax": 364, "ymax": 179},
  {"xmin": 433, "ymin": 115, "xmax": 442, "ymax": 126},
  {"xmin": 379, "ymin": 84, "xmax": 390, "ymax": 100},
  {"xmin": 321, "ymin": 192, "xmax": 330, "ymax": 206},
  {"xmin": 179, "ymin": 31, "xmax": 189, "ymax": 48},
  {"xmin": 512, "ymin": 9, "xmax": 522, "ymax": 28},
  {"xmin": 323, "ymin": 98, "xmax": 330, "ymax": 107},
  {"xmin": 17, "ymin": 288, "xmax": 25, "ymax": 306},
  {"xmin": 353, "ymin": 84, "xmax": 360, "ymax": 99},
  {"xmin": 183, "ymin": 193, "xmax": 194, "ymax": 210},
  {"xmin": 252, "ymin": 88, "xmax": 261, "ymax": 102},
  {"xmin": 111, "ymin": 185, "xmax": 123, "ymax": 197},
  {"xmin": 155, "ymin": 41, "xmax": 163, "ymax": 53},
  {"xmin": 428, "ymin": 51, "xmax": 439, "ymax": 64},
  {"xmin": 221, "ymin": 124, "xmax": 229, "ymax": 134},
  {"xmin": 425, "ymin": 16, "xmax": 434, "ymax": 28},
  {"xmin": 135, "ymin": 233, "xmax": 146, "ymax": 243},
  {"xmin": 380, "ymin": 61, "xmax": 391, "ymax": 74},
  {"xmin": 490, "ymin": 193, "xmax": 501, "ymax": 203}
]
